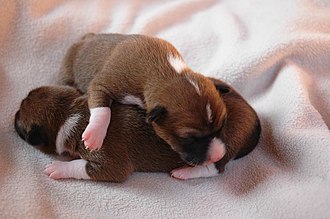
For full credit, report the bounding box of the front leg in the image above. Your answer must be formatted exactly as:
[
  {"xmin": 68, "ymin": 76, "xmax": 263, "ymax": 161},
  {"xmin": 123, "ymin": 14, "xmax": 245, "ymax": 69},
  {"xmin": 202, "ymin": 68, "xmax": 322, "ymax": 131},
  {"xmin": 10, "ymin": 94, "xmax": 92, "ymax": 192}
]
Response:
[
  {"xmin": 82, "ymin": 107, "xmax": 111, "ymax": 151},
  {"xmin": 82, "ymin": 77, "xmax": 113, "ymax": 151},
  {"xmin": 171, "ymin": 164, "xmax": 220, "ymax": 180}
]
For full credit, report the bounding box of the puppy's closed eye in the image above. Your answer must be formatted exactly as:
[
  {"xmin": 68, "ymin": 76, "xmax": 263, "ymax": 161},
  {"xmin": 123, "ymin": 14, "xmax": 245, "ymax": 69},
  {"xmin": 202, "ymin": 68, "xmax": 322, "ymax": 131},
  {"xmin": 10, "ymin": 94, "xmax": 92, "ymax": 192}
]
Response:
[
  {"xmin": 146, "ymin": 106, "xmax": 167, "ymax": 124},
  {"xmin": 27, "ymin": 125, "xmax": 49, "ymax": 146}
]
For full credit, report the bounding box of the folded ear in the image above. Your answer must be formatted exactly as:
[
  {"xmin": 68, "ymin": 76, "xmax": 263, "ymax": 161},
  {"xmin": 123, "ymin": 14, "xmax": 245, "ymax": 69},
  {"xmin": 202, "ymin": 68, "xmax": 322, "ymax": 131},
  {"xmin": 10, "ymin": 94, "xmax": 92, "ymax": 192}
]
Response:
[
  {"xmin": 27, "ymin": 125, "xmax": 49, "ymax": 146},
  {"xmin": 146, "ymin": 106, "xmax": 168, "ymax": 124},
  {"xmin": 214, "ymin": 81, "xmax": 231, "ymax": 94}
]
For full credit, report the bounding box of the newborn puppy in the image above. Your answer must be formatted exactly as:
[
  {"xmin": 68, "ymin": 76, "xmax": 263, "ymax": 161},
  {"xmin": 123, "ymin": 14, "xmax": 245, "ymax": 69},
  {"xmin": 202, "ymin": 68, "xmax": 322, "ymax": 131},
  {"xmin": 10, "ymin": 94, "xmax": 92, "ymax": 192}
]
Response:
[
  {"xmin": 15, "ymin": 78, "xmax": 261, "ymax": 180},
  {"xmin": 60, "ymin": 33, "xmax": 227, "ymax": 167},
  {"xmin": 60, "ymin": 51, "xmax": 261, "ymax": 179},
  {"xmin": 14, "ymin": 86, "xmax": 186, "ymax": 182}
]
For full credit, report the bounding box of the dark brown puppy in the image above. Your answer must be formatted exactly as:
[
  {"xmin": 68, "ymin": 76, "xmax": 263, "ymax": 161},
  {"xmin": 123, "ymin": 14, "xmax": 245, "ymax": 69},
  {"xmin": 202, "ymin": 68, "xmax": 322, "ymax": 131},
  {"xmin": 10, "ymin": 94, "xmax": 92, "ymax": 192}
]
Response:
[
  {"xmin": 15, "ymin": 86, "xmax": 186, "ymax": 182},
  {"xmin": 60, "ymin": 33, "xmax": 227, "ymax": 167},
  {"xmin": 15, "ymin": 79, "xmax": 261, "ymax": 180}
]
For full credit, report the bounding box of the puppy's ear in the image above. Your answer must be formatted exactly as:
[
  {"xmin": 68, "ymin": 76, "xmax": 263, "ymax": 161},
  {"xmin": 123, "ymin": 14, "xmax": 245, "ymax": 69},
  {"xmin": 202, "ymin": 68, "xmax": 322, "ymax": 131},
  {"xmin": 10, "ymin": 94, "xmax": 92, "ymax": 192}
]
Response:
[
  {"xmin": 146, "ymin": 106, "xmax": 167, "ymax": 124},
  {"xmin": 27, "ymin": 125, "xmax": 49, "ymax": 146},
  {"xmin": 214, "ymin": 82, "xmax": 231, "ymax": 94}
]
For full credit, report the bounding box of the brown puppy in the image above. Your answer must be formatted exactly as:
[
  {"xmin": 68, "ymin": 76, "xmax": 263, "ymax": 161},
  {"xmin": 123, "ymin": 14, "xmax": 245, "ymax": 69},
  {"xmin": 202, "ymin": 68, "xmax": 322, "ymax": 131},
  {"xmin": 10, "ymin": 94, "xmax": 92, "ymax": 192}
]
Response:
[
  {"xmin": 60, "ymin": 49, "xmax": 261, "ymax": 179},
  {"xmin": 60, "ymin": 33, "xmax": 227, "ymax": 167},
  {"xmin": 15, "ymin": 82, "xmax": 260, "ymax": 180},
  {"xmin": 15, "ymin": 86, "xmax": 186, "ymax": 182}
]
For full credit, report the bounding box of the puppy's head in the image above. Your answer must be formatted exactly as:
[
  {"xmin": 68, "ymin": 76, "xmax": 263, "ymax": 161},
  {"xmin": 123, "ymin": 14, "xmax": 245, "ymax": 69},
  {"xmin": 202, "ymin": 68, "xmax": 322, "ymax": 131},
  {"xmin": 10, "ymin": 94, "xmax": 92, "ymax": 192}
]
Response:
[
  {"xmin": 146, "ymin": 74, "xmax": 231, "ymax": 166},
  {"xmin": 15, "ymin": 86, "xmax": 81, "ymax": 153}
]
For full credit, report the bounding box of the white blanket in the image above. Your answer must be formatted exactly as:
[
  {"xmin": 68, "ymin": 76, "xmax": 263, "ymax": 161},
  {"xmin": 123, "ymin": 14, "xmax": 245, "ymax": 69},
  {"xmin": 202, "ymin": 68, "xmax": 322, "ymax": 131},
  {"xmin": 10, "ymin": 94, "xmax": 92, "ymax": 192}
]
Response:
[{"xmin": 1, "ymin": 0, "xmax": 330, "ymax": 218}]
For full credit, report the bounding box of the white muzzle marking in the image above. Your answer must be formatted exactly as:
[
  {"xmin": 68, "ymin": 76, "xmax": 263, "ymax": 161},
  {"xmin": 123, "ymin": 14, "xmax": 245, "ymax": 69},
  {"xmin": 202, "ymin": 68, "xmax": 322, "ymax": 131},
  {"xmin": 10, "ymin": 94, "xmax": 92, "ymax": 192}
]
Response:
[{"xmin": 207, "ymin": 137, "xmax": 226, "ymax": 164}]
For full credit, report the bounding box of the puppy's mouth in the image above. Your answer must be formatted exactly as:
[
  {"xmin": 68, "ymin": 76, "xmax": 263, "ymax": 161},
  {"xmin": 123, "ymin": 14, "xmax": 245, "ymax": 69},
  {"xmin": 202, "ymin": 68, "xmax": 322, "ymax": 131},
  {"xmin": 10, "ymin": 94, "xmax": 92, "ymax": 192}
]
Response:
[
  {"xmin": 179, "ymin": 153, "xmax": 206, "ymax": 167},
  {"xmin": 185, "ymin": 161, "xmax": 200, "ymax": 167}
]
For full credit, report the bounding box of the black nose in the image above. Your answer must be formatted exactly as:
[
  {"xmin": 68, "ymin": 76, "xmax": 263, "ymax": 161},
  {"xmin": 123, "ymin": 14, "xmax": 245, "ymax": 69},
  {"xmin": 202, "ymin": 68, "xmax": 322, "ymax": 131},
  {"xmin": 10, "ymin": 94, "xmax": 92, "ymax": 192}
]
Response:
[
  {"xmin": 14, "ymin": 111, "xmax": 26, "ymax": 140},
  {"xmin": 179, "ymin": 134, "xmax": 214, "ymax": 166}
]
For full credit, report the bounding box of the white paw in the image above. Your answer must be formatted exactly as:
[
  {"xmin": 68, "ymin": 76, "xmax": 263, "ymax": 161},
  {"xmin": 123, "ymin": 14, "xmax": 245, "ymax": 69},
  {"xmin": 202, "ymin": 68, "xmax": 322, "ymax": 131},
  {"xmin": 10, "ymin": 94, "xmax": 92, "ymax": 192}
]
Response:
[
  {"xmin": 44, "ymin": 161, "xmax": 70, "ymax": 179},
  {"xmin": 82, "ymin": 123, "xmax": 106, "ymax": 151},
  {"xmin": 171, "ymin": 164, "xmax": 220, "ymax": 180},
  {"xmin": 82, "ymin": 107, "xmax": 111, "ymax": 151},
  {"xmin": 171, "ymin": 166, "xmax": 194, "ymax": 180},
  {"xmin": 44, "ymin": 159, "xmax": 90, "ymax": 180}
]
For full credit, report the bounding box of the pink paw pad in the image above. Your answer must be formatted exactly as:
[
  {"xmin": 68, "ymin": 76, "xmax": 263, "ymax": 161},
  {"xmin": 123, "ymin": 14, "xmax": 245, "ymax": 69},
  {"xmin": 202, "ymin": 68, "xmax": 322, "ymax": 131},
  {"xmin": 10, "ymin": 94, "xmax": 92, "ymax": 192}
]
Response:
[{"xmin": 82, "ymin": 107, "xmax": 111, "ymax": 151}]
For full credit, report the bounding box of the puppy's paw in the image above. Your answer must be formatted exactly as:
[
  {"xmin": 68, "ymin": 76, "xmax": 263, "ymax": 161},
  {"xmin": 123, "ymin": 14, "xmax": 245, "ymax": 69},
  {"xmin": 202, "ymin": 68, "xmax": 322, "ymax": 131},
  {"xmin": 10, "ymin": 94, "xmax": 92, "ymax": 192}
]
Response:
[
  {"xmin": 171, "ymin": 166, "xmax": 194, "ymax": 180},
  {"xmin": 82, "ymin": 107, "xmax": 111, "ymax": 151},
  {"xmin": 82, "ymin": 124, "xmax": 106, "ymax": 151},
  {"xmin": 44, "ymin": 160, "xmax": 90, "ymax": 180},
  {"xmin": 171, "ymin": 164, "xmax": 220, "ymax": 180},
  {"xmin": 44, "ymin": 161, "xmax": 70, "ymax": 179}
]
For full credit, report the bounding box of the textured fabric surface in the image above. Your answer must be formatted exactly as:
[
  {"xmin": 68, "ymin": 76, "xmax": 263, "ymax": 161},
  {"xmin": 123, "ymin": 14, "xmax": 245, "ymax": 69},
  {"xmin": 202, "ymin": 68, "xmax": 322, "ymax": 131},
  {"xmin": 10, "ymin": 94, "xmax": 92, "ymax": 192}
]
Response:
[{"xmin": 1, "ymin": 0, "xmax": 329, "ymax": 218}]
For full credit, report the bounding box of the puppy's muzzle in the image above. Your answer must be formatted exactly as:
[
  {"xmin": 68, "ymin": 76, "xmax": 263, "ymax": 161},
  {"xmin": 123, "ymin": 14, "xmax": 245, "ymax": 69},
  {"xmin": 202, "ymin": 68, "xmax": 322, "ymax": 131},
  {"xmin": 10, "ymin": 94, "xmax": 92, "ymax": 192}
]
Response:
[
  {"xmin": 15, "ymin": 111, "xmax": 26, "ymax": 140},
  {"xmin": 179, "ymin": 152, "xmax": 206, "ymax": 166},
  {"xmin": 14, "ymin": 110, "xmax": 49, "ymax": 147}
]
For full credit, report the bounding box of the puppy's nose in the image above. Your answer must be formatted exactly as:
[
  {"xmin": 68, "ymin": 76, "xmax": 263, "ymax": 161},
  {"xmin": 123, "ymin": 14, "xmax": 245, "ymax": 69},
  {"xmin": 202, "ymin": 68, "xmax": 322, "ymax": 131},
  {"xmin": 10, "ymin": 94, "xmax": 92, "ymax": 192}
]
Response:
[
  {"xmin": 15, "ymin": 110, "xmax": 26, "ymax": 140},
  {"xmin": 15, "ymin": 110, "xmax": 20, "ymax": 122},
  {"xmin": 206, "ymin": 137, "xmax": 226, "ymax": 164},
  {"xmin": 207, "ymin": 154, "xmax": 222, "ymax": 164}
]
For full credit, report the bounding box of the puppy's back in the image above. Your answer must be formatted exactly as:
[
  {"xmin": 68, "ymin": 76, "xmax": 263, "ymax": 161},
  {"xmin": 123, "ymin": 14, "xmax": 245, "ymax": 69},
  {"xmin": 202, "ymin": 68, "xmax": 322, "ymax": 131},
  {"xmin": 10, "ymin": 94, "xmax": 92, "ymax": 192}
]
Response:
[
  {"xmin": 219, "ymin": 82, "xmax": 261, "ymax": 160},
  {"xmin": 58, "ymin": 33, "xmax": 179, "ymax": 93},
  {"xmin": 59, "ymin": 33, "xmax": 132, "ymax": 92}
]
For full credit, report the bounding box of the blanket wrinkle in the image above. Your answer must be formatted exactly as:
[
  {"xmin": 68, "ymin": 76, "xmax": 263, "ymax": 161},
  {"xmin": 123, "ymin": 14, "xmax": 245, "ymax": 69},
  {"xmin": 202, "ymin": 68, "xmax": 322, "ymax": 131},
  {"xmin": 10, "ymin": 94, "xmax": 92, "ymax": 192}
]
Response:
[
  {"xmin": 134, "ymin": 0, "xmax": 217, "ymax": 35},
  {"xmin": 1, "ymin": 0, "xmax": 330, "ymax": 218}
]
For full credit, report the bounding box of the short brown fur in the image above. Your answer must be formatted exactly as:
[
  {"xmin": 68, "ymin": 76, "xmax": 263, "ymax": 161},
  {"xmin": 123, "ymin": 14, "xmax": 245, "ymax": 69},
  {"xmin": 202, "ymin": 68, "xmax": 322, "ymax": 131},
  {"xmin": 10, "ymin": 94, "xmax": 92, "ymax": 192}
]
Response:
[
  {"xmin": 57, "ymin": 33, "xmax": 261, "ymax": 173},
  {"xmin": 15, "ymin": 86, "xmax": 185, "ymax": 182},
  {"xmin": 59, "ymin": 33, "xmax": 227, "ymax": 157}
]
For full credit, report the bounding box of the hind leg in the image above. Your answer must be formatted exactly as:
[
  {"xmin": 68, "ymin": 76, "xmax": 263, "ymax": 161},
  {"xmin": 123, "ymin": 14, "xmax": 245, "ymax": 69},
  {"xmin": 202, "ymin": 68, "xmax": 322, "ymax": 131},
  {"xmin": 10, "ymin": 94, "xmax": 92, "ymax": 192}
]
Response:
[
  {"xmin": 57, "ymin": 34, "xmax": 96, "ymax": 91},
  {"xmin": 44, "ymin": 158, "xmax": 133, "ymax": 183},
  {"xmin": 44, "ymin": 159, "xmax": 90, "ymax": 180}
]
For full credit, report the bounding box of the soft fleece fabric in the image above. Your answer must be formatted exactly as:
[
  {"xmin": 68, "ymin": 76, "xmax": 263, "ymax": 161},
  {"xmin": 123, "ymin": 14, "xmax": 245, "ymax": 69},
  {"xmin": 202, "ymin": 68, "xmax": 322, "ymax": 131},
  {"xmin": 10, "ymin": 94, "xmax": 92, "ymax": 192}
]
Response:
[{"xmin": 0, "ymin": 0, "xmax": 329, "ymax": 218}]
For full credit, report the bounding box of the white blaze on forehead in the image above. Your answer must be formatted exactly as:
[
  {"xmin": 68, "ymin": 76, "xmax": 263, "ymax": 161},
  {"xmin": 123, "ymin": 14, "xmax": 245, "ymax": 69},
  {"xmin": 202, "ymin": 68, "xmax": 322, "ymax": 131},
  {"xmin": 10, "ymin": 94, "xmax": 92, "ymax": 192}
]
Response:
[
  {"xmin": 56, "ymin": 113, "xmax": 81, "ymax": 155},
  {"xmin": 167, "ymin": 53, "xmax": 187, "ymax": 73},
  {"xmin": 120, "ymin": 95, "xmax": 144, "ymax": 108},
  {"xmin": 185, "ymin": 75, "xmax": 201, "ymax": 96},
  {"xmin": 206, "ymin": 102, "xmax": 213, "ymax": 123}
]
